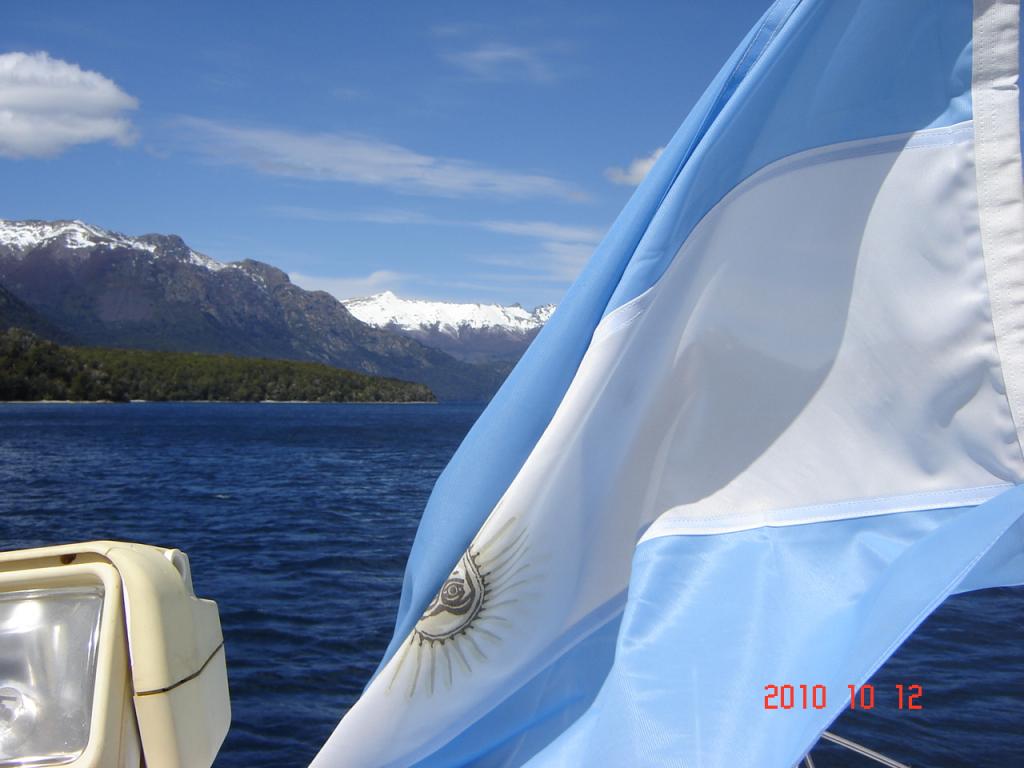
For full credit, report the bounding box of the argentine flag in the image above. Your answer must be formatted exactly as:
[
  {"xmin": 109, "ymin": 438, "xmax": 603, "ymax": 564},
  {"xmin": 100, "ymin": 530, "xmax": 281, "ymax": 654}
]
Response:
[{"xmin": 314, "ymin": 0, "xmax": 1024, "ymax": 765}]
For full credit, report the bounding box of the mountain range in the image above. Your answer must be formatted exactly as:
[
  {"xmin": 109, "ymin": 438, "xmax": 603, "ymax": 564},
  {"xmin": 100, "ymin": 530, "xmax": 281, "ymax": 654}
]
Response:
[
  {"xmin": 343, "ymin": 291, "xmax": 553, "ymax": 365},
  {"xmin": 0, "ymin": 219, "xmax": 554, "ymax": 401}
]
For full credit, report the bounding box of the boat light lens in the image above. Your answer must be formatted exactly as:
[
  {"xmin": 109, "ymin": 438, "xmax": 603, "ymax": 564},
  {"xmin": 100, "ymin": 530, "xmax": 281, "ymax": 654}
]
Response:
[{"xmin": 0, "ymin": 587, "xmax": 103, "ymax": 767}]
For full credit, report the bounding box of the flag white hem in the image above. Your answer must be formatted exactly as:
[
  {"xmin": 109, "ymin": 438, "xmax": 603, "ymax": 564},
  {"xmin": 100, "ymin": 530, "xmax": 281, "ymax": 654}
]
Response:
[
  {"xmin": 639, "ymin": 483, "xmax": 1012, "ymax": 541},
  {"xmin": 973, "ymin": 0, "xmax": 1024, "ymax": 451}
]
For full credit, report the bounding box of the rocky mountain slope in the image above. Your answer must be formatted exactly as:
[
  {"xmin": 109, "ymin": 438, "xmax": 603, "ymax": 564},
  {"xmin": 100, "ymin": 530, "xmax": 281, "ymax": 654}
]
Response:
[
  {"xmin": 343, "ymin": 291, "xmax": 554, "ymax": 364},
  {"xmin": 0, "ymin": 220, "xmax": 505, "ymax": 401},
  {"xmin": 0, "ymin": 280, "xmax": 67, "ymax": 341}
]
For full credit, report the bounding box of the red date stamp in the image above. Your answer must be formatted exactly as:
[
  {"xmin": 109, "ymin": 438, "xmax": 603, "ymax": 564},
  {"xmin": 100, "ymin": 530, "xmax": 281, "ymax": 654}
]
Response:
[{"xmin": 763, "ymin": 684, "xmax": 923, "ymax": 710}]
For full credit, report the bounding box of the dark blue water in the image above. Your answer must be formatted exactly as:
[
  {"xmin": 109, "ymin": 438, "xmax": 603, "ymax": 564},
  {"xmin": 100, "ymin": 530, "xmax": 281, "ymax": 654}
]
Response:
[{"xmin": 0, "ymin": 403, "xmax": 1020, "ymax": 767}]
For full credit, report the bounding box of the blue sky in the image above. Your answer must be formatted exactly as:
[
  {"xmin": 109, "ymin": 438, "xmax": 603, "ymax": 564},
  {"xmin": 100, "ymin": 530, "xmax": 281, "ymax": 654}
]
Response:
[{"xmin": 0, "ymin": 1, "xmax": 769, "ymax": 307}]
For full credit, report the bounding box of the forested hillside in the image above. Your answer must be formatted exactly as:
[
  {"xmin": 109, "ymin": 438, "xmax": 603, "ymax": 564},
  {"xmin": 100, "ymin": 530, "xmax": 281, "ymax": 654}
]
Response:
[{"xmin": 0, "ymin": 328, "xmax": 435, "ymax": 403}]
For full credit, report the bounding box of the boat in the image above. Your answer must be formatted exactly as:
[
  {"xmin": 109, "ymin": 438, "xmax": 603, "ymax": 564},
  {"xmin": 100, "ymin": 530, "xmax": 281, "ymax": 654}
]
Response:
[{"xmin": 2, "ymin": 0, "xmax": 1022, "ymax": 766}]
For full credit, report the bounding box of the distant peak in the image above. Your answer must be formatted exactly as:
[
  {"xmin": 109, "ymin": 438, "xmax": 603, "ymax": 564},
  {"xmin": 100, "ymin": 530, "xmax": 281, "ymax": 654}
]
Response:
[
  {"xmin": 0, "ymin": 217, "xmax": 232, "ymax": 273},
  {"xmin": 0, "ymin": 218, "xmax": 141, "ymax": 254},
  {"xmin": 342, "ymin": 290, "xmax": 556, "ymax": 335}
]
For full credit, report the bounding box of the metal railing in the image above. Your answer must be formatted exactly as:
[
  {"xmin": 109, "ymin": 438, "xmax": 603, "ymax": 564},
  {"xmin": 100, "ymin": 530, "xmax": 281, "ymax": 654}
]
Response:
[{"xmin": 803, "ymin": 731, "xmax": 912, "ymax": 768}]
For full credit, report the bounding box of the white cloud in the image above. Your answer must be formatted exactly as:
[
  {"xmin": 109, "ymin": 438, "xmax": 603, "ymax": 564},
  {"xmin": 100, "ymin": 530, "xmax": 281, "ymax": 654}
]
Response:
[
  {"xmin": 480, "ymin": 241, "xmax": 593, "ymax": 283},
  {"xmin": 181, "ymin": 117, "xmax": 582, "ymax": 200},
  {"xmin": 430, "ymin": 23, "xmax": 488, "ymax": 38},
  {"xmin": 540, "ymin": 240, "xmax": 595, "ymax": 278},
  {"xmin": 272, "ymin": 206, "xmax": 604, "ymax": 244},
  {"xmin": 330, "ymin": 86, "xmax": 361, "ymax": 100},
  {"xmin": 289, "ymin": 270, "xmax": 408, "ymax": 300},
  {"xmin": 0, "ymin": 51, "xmax": 138, "ymax": 158},
  {"xmin": 275, "ymin": 206, "xmax": 604, "ymax": 289},
  {"xmin": 443, "ymin": 43, "xmax": 552, "ymax": 82},
  {"xmin": 277, "ymin": 207, "xmax": 604, "ymax": 297},
  {"xmin": 605, "ymin": 146, "xmax": 664, "ymax": 186},
  {"xmin": 270, "ymin": 205, "xmax": 437, "ymax": 226},
  {"xmin": 478, "ymin": 220, "xmax": 601, "ymax": 281},
  {"xmin": 478, "ymin": 219, "xmax": 604, "ymax": 245}
]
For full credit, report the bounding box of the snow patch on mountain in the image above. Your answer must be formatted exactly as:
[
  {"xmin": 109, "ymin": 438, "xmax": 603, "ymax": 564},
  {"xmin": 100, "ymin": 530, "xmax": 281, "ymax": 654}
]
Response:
[
  {"xmin": 0, "ymin": 219, "xmax": 152, "ymax": 254},
  {"xmin": 187, "ymin": 249, "xmax": 228, "ymax": 272},
  {"xmin": 343, "ymin": 290, "xmax": 555, "ymax": 337},
  {"xmin": 0, "ymin": 219, "xmax": 227, "ymax": 272}
]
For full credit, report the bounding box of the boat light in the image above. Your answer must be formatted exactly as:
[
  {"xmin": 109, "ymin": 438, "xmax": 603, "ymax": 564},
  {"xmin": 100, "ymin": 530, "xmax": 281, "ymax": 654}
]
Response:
[{"xmin": 0, "ymin": 542, "xmax": 230, "ymax": 768}]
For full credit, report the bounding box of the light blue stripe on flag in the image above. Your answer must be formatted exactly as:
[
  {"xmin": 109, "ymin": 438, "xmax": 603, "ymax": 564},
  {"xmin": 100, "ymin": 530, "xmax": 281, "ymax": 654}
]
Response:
[{"xmin": 524, "ymin": 486, "xmax": 1024, "ymax": 768}]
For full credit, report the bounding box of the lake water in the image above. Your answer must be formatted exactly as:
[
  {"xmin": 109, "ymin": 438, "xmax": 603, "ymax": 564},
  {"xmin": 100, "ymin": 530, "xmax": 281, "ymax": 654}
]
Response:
[{"xmin": 0, "ymin": 403, "xmax": 1020, "ymax": 767}]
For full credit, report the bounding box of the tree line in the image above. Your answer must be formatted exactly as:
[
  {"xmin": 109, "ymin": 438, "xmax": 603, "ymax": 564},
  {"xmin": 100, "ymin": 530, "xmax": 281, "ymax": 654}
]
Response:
[{"xmin": 0, "ymin": 328, "xmax": 435, "ymax": 403}]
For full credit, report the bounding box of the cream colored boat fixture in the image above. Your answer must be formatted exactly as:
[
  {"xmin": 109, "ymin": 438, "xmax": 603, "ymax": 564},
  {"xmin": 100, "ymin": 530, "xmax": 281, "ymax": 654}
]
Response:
[{"xmin": 0, "ymin": 541, "xmax": 230, "ymax": 768}]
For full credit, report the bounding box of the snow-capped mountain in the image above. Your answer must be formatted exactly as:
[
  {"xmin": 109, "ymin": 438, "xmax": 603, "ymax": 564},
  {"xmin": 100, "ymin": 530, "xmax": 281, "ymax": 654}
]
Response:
[
  {"xmin": 0, "ymin": 218, "xmax": 506, "ymax": 400},
  {"xmin": 0, "ymin": 219, "xmax": 227, "ymax": 272},
  {"xmin": 344, "ymin": 291, "xmax": 554, "ymax": 335},
  {"xmin": 343, "ymin": 291, "xmax": 555, "ymax": 364}
]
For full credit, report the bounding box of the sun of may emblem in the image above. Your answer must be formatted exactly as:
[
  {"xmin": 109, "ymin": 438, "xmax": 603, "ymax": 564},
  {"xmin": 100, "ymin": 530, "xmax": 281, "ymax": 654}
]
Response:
[{"xmin": 387, "ymin": 517, "xmax": 531, "ymax": 698}]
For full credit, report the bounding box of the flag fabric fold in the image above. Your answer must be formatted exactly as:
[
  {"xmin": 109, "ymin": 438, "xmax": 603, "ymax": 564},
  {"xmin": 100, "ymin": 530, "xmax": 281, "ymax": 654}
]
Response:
[{"xmin": 313, "ymin": 1, "xmax": 1024, "ymax": 765}]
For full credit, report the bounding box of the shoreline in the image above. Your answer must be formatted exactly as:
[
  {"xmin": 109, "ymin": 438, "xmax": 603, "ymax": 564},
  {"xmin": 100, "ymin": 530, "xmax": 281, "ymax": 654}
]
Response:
[{"xmin": 0, "ymin": 399, "xmax": 439, "ymax": 405}]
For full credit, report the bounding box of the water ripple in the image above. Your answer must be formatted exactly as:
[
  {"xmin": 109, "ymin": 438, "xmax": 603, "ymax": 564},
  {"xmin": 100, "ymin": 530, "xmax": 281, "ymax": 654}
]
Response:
[{"xmin": 0, "ymin": 403, "xmax": 1020, "ymax": 767}]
